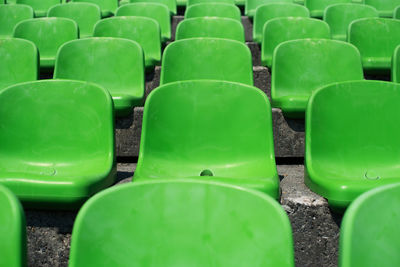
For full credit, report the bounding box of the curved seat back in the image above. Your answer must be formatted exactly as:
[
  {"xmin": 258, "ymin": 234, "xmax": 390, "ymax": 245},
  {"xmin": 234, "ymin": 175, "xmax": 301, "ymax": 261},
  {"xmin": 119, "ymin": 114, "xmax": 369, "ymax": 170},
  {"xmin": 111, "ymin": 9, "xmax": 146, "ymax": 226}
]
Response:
[
  {"xmin": 71, "ymin": 0, "xmax": 118, "ymax": 17},
  {"xmin": 16, "ymin": 0, "xmax": 60, "ymax": 17},
  {"xmin": 0, "ymin": 4, "xmax": 33, "ymax": 37},
  {"xmin": 245, "ymin": 0, "xmax": 292, "ymax": 17},
  {"xmin": 305, "ymin": 0, "xmax": 352, "ymax": 18},
  {"xmin": 185, "ymin": 2, "xmax": 241, "ymax": 21},
  {"xmin": 365, "ymin": 0, "xmax": 400, "ymax": 17}
]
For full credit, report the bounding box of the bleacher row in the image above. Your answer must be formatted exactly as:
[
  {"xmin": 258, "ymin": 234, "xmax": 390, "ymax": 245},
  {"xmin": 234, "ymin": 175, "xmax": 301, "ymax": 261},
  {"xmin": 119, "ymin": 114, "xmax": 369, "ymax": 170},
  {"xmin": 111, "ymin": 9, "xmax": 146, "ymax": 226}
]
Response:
[{"xmin": 1, "ymin": 0, "xmax": 400, "ymax": 266}]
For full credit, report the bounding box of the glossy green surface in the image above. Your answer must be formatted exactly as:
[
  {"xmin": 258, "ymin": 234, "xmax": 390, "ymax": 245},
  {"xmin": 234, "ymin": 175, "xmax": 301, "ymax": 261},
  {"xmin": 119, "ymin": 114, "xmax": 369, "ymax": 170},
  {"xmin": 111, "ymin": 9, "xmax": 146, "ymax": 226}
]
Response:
[
  {"xmin": 391, "ymin": 45, "xmax": 400, "ymax": 82},
  {"xmin": 0, "ymin": 38, "xmax": 38, "ymax": 90},
  {"xmin": 245, "ymin": 0, "xmax": 292, "ymax": 17},
  {"xmin": 94, "ymin": 16, "xmax": 161, "ymax": 69},
  {"xmin": 13, "ymin": 17, "xmax": 78, "ymax": 69},
  {"xmin": 339, "ymin": 183, "xmax": 400, "ymax": 266},
  {"xmin": 161, "ymin": 38, "xmax": 252, "ymax": 85},
  {"xmin": 54, "ymin": 38, "xmax": 144, "ymax": 115},
  {"xmin": 135, "ymin": 80, "xmax": 279, "ymax": 197},
  {"xmin": 16, "ymin": 0, "xmax": 60, "ymax": 17},
  {"xmin": 253, "ymin": 3, "xmax": 310, "ymax": 43},
  {"xmin": 365, "ymin": 0, "xmax": 400, "ymax": 18},
  {"xmin": 48, "ymin": 3, "xmax": 101, "ymax": 38},
  {"xmin": 305, "ymin": 0, "xmax": 351, "ymax": 18},
  {"xmin": 323, "ymin": 3, "xmax": 378, "ymax": 41},
  {"xmin": 262, "ymin": 18, "xmax": 330, "ymax": 67},
  {"xmin": 0, "ymin": 4, "xmax": 33, "ymax": 37},
  {"xmin": 394, "ymin": 5, "xmax": 400, "ymax": 19},
  {"xmin": 349, "ymin": 18, "xmax": 400, "ymax": 72},
  {"xmin": 0, "ymin": 185, "xmax": 26, "ymax": 267},
  {"xmin": 176, "ymin": 17, "xmax": 244, "ymax": 42},
  {"xmin": 116, "ymin": 3, "xmax": 171, "ymax": 42},
  {"xmin": 187, "ymin": 0, "xmax": 234, "ymax": 6},
  {"xmin": 71, "ymin": 0, "xmax": 118, "ymax": 17},
  {"xmin": 272, "ymin": 39, "xmax": 363, "ymax": 118},
  {"xmin": 69, "ymin": 180, "xmax": 293, "ymax": 267},
  {"xmin": 0, "ymin": 80, "xmax": 116, "ymax": 208},
  {"xmin": 128, "ymin": 0, "xmax": 176, "ymax": 14},
  {"xmin": 185, "ymin": 3, "xmax": 241, "ymax": 21},
  {"xmin": 305, "ymin": 80, "xmax": 400, "ymax": 209}
]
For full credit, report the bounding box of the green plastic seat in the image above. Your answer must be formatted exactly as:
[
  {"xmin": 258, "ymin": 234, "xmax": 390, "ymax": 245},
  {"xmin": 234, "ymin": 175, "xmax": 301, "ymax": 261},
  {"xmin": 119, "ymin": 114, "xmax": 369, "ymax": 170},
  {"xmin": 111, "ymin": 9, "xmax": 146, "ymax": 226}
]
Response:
[
  {"xmin": 305, "ymin": 80, "xmax": 400, "ymax": 209},
  {"xmin": 323, "ymin": 3, "xmax": 379, "ymax": 41},
  {"xmin": 0, "ymin": 38, "xmax": 38, "ymax": 90},
  {"xmin": 184, "ymin": 3, "xmax": 241, "ymax": 21},
  {"xmin": 293, "ymin": 0, "xmax": 304, "ymax": 4},
  {"xmin": 187, "ymin": 0, "xmax": 234, "ymax": 6},
  {"xmin": 262, "ymin": 17, "xmax": 330, "ymax": 68},
  {"xmin": 305, "ymin": 0, "xmax": 352, "ymax": 18},
  {"xmin": 272, "ymin": 39, "xmax": 363, "ymax": 118},
  {"xmin": 364, "ymin": 0, "xmax": 400, "ymax": 18},
  {"xmin": 0, "ymin": 4, "xmax": 33, "ymax": 38},
  {"xmin": 245, "ymin": 0, "xmax": 292, "ymax": 17},
  {"xmin": 394, "ymin": 5, "xmax": 400, "ymax": 19},
  {"xmin": 48, "ymin": 3, "xmax": 101, "ymax": 38},
  {"xmin": 176, "ymin": 17, "xmax": 245, "ymax": 42},
  {"xmin": 135, "ymin": 80, "xmax": 279, "ymax": 197},
  {"xmin": 391, "ymin": 45, "xmax": 400, "ymax": 82},
  {"xmin": 93, "ymin": 16, "xmax": 161, "ymax": 70},
  {"xmin": 0, "ymin": 80, "xmax": 115, "ymax": 208},
  {"xmin": 349, "ymin": 18, "xmax": 400, "ymax": 73},
  {"xmin": 13, "ymin": 17, "xmax": 77, "ymax": 70},
  {"xmin": 0, "ymin": 185, "xmax": 26, "ymax": 267},
  {"xmin": 127, "ymin": 0, "xmax": 176, "ymax": 15},
  {"xmin": 116, "ymin": 3, "xmax": 171, "ymax": 42},
  {"xmin": 15, "ymin": 0, "xmax": 60, "ymax": 17},
  {"xmin": 339, "ymin": 183, "xmax": 400, "ymax": 266},
  {"xmin": 253, "ymin": 3, "xmax": 310, "ymax": 43},
  {"xmin": 69, "ymin": 180, "xmax": 293, "ymax": 267},
  {"xmin": 71, "ymin": 0, "xmax": 118, "ymax": 17},
  {"xmin": 160, "ymin": 38, "xmax": 253, "ymax": 85},
  {"xmin": 54, "ymin": 38, "xmax": 144, "ymax": 116}
]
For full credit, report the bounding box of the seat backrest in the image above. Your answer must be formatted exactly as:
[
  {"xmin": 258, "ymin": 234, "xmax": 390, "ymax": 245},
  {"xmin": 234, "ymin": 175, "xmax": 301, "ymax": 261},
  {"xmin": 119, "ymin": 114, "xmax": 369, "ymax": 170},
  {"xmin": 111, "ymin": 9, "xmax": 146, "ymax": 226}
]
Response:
[
  {"xmin": 13, "ymin": 17, "xmax": 78, "ymax": 68},
  {"xmin": 348, "ymin": 18, "xmax": 400, "ymax": 69},
  {"xmin": 48, "ymin": 2, "xmax": 101, "ymax": 38},
  {"xmin": 184, "ymin": 3, "xmax": 241, "ymax": 21},
  {"xmin": 54, "ymin": 38, "xmax": 144, "ymax": 98},
  {"xmin": 69, "ymin": 180, "xmax": 294, "ymax": 267},
  {"xmin": 392, "ymin": 45, "xmax": 400, "ymax": 83},
  {"xmin": 0, "ymin": 185, "xmax": 26, "ymax": 267},
  {"xmin": 160, "ymin": 38, "xmax": 253, "ymax": 85},
  {"xmin": 245, "ymin": 0, "xmax": 292, "ymax": 17},
  {"xmin": 128, "ymin": 0, "xmax": 176, "ymax": 14},
  {"xmin": 0, "ymin": 4, "xmax": 33, "ymax": 37},
  {"xmin": 364, "ymin": 0, "xmax": 400, "ymax": 17},
  {"xmin": 253, "ymin": 3, "xmax": 310, "ymax": 43},
  {"xmin": 339, "ymin": 183, "xmax": 400, "ymax": 267},
  {"xmin": 187, "ymin": 0, "xmax": 234, "ymax": 6},
  {"xmin": 116, "ymin": 3, "xmax": 171, "ymax": 42},
  {"xmin": 176, "ymin": 17, "xmax": 244, "ymax": 42},
  {"xmin": 262, "ymin": 17, "xmax": 330, "ymax": 67},
  {"xmin": 16, "ymin": 0, "xmax": 60, "ymax": 16},
  {"xmin": 305, "ymin": 0, "xmax": 352, "ymax": 18},
  {"xmin": 0, "ymin": 38, "xmax": 38, "ymax": 90},
  {"xmin": 394, "ymin": 5, "xmax": 400, "ymax": 19},
  {"xmin": 71, "ymin": 0, "xmax": 118, "ymax": 15},
  {"xmin": 323, "ymin": 3, "xmax": 378, "ymax": 41},
  {"xmin": 93, "ymin": 16, "xmax": 161, "ymax": 68},
  {"xmin": 272, "ymin": 39, "xmax": 363, "ymax": 108}
]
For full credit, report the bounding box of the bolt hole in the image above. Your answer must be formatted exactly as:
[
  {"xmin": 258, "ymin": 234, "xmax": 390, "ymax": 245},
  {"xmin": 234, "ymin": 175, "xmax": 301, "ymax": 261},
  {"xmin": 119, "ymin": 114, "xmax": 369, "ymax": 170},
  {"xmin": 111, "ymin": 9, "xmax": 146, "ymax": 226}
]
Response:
[{"xmin": 200, "ymin": 169, "xmax": 213, "ymax": 176}]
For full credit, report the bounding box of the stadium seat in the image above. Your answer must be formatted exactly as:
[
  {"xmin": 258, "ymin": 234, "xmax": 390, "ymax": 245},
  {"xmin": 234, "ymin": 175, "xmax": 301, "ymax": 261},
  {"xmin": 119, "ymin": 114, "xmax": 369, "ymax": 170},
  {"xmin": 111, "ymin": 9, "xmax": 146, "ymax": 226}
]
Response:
[
  {"xmin": 48, "ymin": 2, "xmax": 101, "ymax": 38},
  {"xmin": 116, "ymin": 3, "xmax": 171, "ymax": 42},
  {"xmin": 323, "ymin": 3, "xmax": 379, "ymax": 41},
  {"xmin": 176, "ymin": 17, "xmax": 245, "ymax": 42},
  {"xmin": 262, "ymin": 17, "xmax": 330, "ymax": 68},
  {"xmin": 127, "ymin": 0, "xmax": 176, "ymax": 15},
  {"xmin": 394, "ymin": 5, "xmax": 400, "ymax": 19},
  {"xmin": 305, "ymin": 80, "xmax": 400, "ymax": 209},
  {"xmin": 0, "ymin": 185, "xmax": 26, "ymax": 267},
  {"xmin": 339, "ymin": 183, "xmax": 400, "ymax": 266},
  {"xmin": 71, "ymin": 0, "xmax": 118, "ymax": 17},
  {"xmin": 93, "ymin": 16, "xmax": 161, "ymax": 70},
  {"xmin": 15, "ymin": 0, "xmax": 60, "ymax": 17},
  {"xmin": 160, "ymin": 38, "xmax": 253, "ymax": 85},
  {"xmin": 187, "ymin": 0, "xmax": 235, "ymax": 6},
  {"xmin": 364, "ymin": 0, "xmax": 400, "ymax": 18},
  {"xmin": 134, "ymin": 80, "xmax": 279, "ymax": 197},
  {"xmin": 253, "ymin": 3, "xmax": 310, "ymax": 43},
  {"xmin": 348, "ymin": 18, "xmax": 400, "ymax": 73},
  {"xmin": 69, "ymin": 180, "xmax": 293, "ymax": 267},
  {"xmin": 54, "ymin": 38, "xmax": 144, "ymax": 116},
  {"xmin": 305, "ymin": 0, "xmax": 352, "ymax": 18},
  {"xmin": 0, "ymin": 80, "xmax": 116, "ymax": 208},
  {"xmin": 0, "ymin": 4, "xmax": 33, "ymax": 38},
  {"xmin": 184, "ymin": 3, "xmax": 241, "ymax": 21},
  {"xmin": 272, "ymin": 39, "xmax": 363, "ymax": 118},
  {"xmin": 392, "ymin": 45, "xmax": 400, "ymax": 82},
  {"xmin": 13, "ymin": 17, "xmax": 78, "ymax": 70},
  {"xmin": 245, "ymin": 0, "xmax": 292, "ymax": 17},
  {"xmin": 0, "ymin": 38, "xmax": 38, "ymax": 90}
]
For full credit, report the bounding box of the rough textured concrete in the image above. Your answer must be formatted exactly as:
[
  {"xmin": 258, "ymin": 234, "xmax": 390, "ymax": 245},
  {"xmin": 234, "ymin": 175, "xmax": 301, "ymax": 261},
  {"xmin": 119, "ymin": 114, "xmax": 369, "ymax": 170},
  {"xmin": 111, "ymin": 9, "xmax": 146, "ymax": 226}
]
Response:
[{"xmin": 248, "ymin": 42, "xmax": 262, "ymax": 66}]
